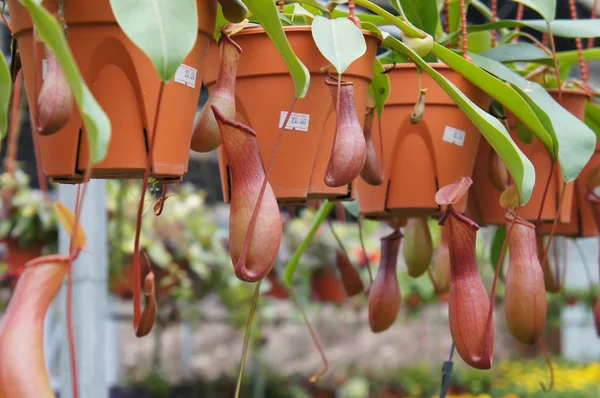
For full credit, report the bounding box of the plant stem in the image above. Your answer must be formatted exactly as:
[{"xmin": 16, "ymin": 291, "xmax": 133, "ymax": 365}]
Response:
[
  {"xmin": 546, "ymin": 23, "xmax": 563, "ymax": 99},
  {"xmin": 234, "ymin": 280, "xmax": 261, "ymax": 398},
  {"xmin": 283, "ymin": 200, "xmax": 335, "ymax": 286},
  {"xmin": 353, "ymin": 0, "xmax": 423, "ymax": 38},
  {"xmin": 289, "ymin": 287, "xmax": 328, "ymax": 382},
  {"xmin": 540, "ymin": 182, "xmax": 569, "ymax": 283},
  {"xmin": 133, "ymin": 82, "xmax": 165, "ymax": 333},
  {"xmin": 357, "ymin": 215, "xmax": 374, "ymax": 284},
  {"xmin": 535, "ymin": 161, "xmax": 556, "ymax": 231}
]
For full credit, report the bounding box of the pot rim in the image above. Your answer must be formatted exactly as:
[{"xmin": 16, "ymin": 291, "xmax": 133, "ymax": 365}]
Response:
[
  {"xmin": 545, "ymin": 88, "xmax": 590, "ymax": 97},
  {"xmin": 233, "ymin": 23, "xmax": 382, "ymax": 43},
  {"xmin": 382, "ymin": 62, "xmax": 451, "ymax": 70}
]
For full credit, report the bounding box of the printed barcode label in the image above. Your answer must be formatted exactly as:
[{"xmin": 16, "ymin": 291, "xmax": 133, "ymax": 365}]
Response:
[
  {"xmin": 42, "ymin": 59, "xmax": 48, "ymax": 80},
  {"xmin": 279, "ymin": 111, "xmax": 310, "ymax": 132},
  {"xmin": 174, "ymin": 64, "xmax": 197, "ymax": 88},
  {"xmin": 443, "ymin": 126, "xmax": 466, "ymax": 147}
]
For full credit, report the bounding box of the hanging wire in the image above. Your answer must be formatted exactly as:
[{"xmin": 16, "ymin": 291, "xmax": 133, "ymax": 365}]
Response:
[
  {"xmin": 568, "ymin": 0, "xmax": 589, "ymax": 86},
  {"xmin": 513, "ymin": 2, "xmax": 524, "ymax": 42},
  {"xmin": 439, "ymin": 342, "xmax": 456, "ymax": 398},
  {"xmin": 460, "ymin": 0, "xmax": 470, "ymax": 60}
]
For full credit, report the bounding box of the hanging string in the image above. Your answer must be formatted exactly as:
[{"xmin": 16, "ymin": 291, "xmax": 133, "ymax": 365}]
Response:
[
  {"xmin": 589, "ymin": 0, "xmax": 598, "ymax": 50},
  {"xmin": 588, "ymin": 0, "xmax": 599, "ymax": 73},
  {"xmin": 513, "ymin": 3, "xmax": 524, "ymax": 42},
  {"xmin": 568, "ymin": 0, "xmax": 589, "ymax": 86},
  {"xmin": 460, "ymin": 0, "xmax": 470, "ymax": 60},
  {"xmin": 491, "ymin": 0, "xmax": 498, "ymax": 47}
]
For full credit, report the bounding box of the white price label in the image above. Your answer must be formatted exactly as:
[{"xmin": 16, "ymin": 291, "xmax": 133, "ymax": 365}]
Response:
[
  {"xmin": 279, "ymin": 111, "xmax": 310, "ymax": 132},
  {"xmin": 42, "ymin": 59, "xmax": 48, "ymax": 80},
  {"xmin": 174, "ymin": 64, "xmax": 197, "ymax": 88},
  {"xmin": 443, "ymin": 126, "xmax": 466, "ymax": 147}
]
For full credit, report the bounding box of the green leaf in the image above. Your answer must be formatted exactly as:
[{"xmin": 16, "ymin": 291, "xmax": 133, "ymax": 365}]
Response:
[
  {"xmin": 19, "ymin": 0, "xmax": 111, "ymax": 164},
  {"xmin": 431, "ymin": 43, "xmax": 552, "ymax": 154},
  {"xmin": 471, "ymin": 53, "xmax": 597, "ymax": 182},
  {"xmin": 585, "ymin": 102, "xmax": 600, "ymax": 140},
  {"xmin": 467, "ymin": 31, "xmax": 492, "ymax": 54},
  {"xmin": 393, "ymin": 0, "xmax": 439, "ymax": 36},
  {"xmin": 368, "ymin": 58, "xmax": 390, "ymax": 118},
  {"xmin": 243, "ymin": 0, "xmax": 310, "ymax": 98},
  {"xmin": 0, "ymin": 53, "xmax": 10, "ymax": 141},
  {"xmin": 447, "ymin": 0, "xmax": 472, "ymax": 39},
  {"xmin": 110, "ymin": 0, "xmax": 197, "ymax": 82},
  {"xmin": 283, "ymin": 200, "xmax": 335, "ymax": 286},
  {"xmin": 385, "ymin": 35, "xmax": 535, "ymax": 204},
  {"xmin": 341, "ymin": 200, "xmax": 359, "ymax": 218},
  {"xmin": 481, "ymin": 43, "xmax": 552, "ymax": 64},
  {"xmin": 513, "ymin": 0, "xmax": 556, "ymax": 22},
  {"xmin": 462, "ymin": 19, "xmax": 600, "ymax": 39},
  {"xmin": 515, "ymin": 118, "xmax": 534, "ymax": 144},
  {"xmin": 311, "ymin": 16, "xmax": 367, "ymax": 75},
  {"xmin": 490, "ymin": 225, "xmax": 507, "ymax": 281}
]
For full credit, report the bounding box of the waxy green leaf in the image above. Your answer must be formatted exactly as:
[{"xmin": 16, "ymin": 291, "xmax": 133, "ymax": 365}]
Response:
[
  {"xmin": 385, "ymin": 35, "xmax": 535, "ymax": 204},
  {"xmin": 513, "ymin": 0, "xmax": 556, "ymax": 22},
  {"xmin": 311, "ymin": 16, "xmax": 367, "ymax": 75},
  {"xmin": 19, "ymin": 0, "xmax": 111, "ymax": 164},
  {"xmin": 110, "ymin": 0, "xmax": 197, "ymax": 82},
  {"xmin": 431, "ymin": 43, "xmax": 552, "ymax": 153},
  {"xmin": 243, "ymin": 0, "xmax": 310, "ymax": 98},
  {"xmin": 368, "ymin": 58, "xmax": 390, "ymax": 118},
  {"xmin": 393, "ymin": 0, "xmax": 439, "ymax": 36},
  {"xmin": 460, "ymin": 19, "xmax": 600, "ymax": 39},
  {"xmin": 471, "ymin": 53, "xmax": 596, "ymax": 183},
  {"xmin": 585, "ymin": 102, "xmax": 600, "ymax": 140},
  {"xmin": 0, "ymin": 53, "xmax": 10, "ymax": 141},
  {"xmin": 482, "ymin": 43, "xmax": 551, "ymax": 64}
]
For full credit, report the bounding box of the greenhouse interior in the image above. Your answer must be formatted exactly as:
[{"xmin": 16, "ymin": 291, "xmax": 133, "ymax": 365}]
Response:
[{"xmin": 0, "ymin": 0, "xmax": 600, "ymax": 397}]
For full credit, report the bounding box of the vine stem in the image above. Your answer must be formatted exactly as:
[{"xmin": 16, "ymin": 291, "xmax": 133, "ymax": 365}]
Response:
[
  {"xmin": 328, "ymin": 218, "xmax": 348, "ymax": 255},
  {"xmin": 539, "ymin": 182, "xmax": 569, "ymax": 276},
  {"xmin": 357, "ymin": 215, "xmax": 374, "ymax": 285},
  {"xmin": 573, "ymin": 239, "xmax": 596, "ymax": 299},
  {"xmin": 289, "ymin": 287, "xmax": 328, "ymax": 382},
  {"xmin": 546, "ymin": 24, "xmax": 563, "ymax": 100},
  {"xmin": 133, "ymin": 82, "xmax": 165, "ymax": 331},
  {"xmin": 535, "ymin": 161, "xmax": 556, "ymax": 231},
  {"xmin": 234, "ymin": 280, "xmax": 261, "ymax": 398},
  {"xmin": 283, "ymin": 201, "xmax": 335, "ymax": 286}
]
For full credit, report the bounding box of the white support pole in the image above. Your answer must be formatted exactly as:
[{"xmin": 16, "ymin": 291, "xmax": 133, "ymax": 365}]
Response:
[{"xmin": 58, "ymin": 181, "xmax": 109, "ymax": 398}]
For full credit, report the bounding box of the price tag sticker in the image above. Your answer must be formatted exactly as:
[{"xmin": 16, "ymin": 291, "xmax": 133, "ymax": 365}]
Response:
[
  {"xmin": 279, "ymin": 111, "xmax": 310, "ymax": 132},
  {"xmin": 443, "ymin": 126, "xmax": 466, "ymax": 147},
  {"xmin": 174, "ymin": 64, "xmax": 197, "ymax": 88}
]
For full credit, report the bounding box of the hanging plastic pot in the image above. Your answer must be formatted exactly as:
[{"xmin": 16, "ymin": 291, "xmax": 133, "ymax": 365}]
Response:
[
  {"xmin": 538, "ymin": 149, "xmax": 600, "ymax": 237},
  {"xmin": 468, "ymin": 90, "xmax": 588, "ymax": 225},
  {"xmin": 356, "ymin": 64, "xmax": 487, "ymax": 219},
  {"xmin": 9, "ymin": 0, "xmax": 217, "ymax": 183},
  {"xmin": 207, "ymin": 26, "xmax": 380, "ymax": 205}
]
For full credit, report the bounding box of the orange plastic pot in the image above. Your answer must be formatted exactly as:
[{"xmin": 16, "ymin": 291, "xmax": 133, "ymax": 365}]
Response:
[
  {"xmin": 9, "ymin": 0, "xmax": 217, "ymax": 183},
  {"xmin": 0, "ymin": 239, "xmax": 42, "ymax": 269},
  {"xmin": 538, "ymin": 149, "xmax": 600, "ymax": 237},
  {"xmin": 468, "ymin": 90, "xmax": 587, "ymax": 225},
  {"xmin": 356, "ymin": 64, "xmax": 487, "ymax": 219},
  {"xmin": 206, "ymin": 26, "xmax": 380, "ymax": 204}
]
